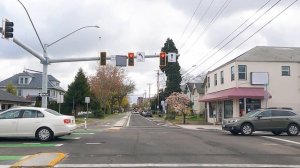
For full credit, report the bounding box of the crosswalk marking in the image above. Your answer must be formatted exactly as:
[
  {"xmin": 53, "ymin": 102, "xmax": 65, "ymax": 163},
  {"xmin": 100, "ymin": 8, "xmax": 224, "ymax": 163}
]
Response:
[{"xmin": 54, "ymin": 163, "xmax": 300, "ymax": 167}]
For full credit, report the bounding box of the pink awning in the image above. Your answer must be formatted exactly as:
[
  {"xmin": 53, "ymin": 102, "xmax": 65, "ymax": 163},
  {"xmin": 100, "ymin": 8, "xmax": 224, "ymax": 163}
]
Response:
[{"xmin": 199, "ymin": 87, "xmax": 271, "ymax": 102}]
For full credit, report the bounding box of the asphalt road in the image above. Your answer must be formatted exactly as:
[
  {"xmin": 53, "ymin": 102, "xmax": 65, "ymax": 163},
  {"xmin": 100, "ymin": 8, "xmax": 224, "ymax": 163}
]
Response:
[{"xmin": 2, "ymin": 113, "xmax": 300, "ymax": 167}]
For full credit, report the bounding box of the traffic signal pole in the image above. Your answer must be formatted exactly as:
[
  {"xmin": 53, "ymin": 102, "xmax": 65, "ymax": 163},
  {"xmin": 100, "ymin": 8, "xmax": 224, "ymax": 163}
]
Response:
[{"xmin": 2, "ymin": 29, "xmax": 177, "ymax": 108}]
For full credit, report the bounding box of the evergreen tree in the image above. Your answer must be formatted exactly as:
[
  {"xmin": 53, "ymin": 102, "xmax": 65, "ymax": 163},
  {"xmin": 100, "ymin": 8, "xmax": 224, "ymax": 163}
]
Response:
[
  {"xmin": 63, "ymin": 68, "xmax": 90, "ymax": 116},
  {"xmin": 160, "ymin": 38, "xmax": 182, "ymax": 97},
  {"xmin": 6, "ymin": 81, "xmax": 17, "ymax": 96}
]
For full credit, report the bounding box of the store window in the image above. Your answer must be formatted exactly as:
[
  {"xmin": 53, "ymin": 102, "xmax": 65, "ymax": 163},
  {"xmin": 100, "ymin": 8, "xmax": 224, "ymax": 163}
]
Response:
[{"xmin": 224, "ymin": 100, "xmax": 233, "ymax": 119}]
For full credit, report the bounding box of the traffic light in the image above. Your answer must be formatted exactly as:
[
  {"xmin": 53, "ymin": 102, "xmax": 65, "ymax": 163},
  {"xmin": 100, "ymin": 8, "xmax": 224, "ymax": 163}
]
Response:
[
  {"xmin": 128, "ymin": 52, "xmax": 134, "ymax": 66},
  {"xmin": 160, "ymin": 52, "xmax": 166, "ymax": 66},
  {"xmin": 2, "ymin": 19, "xmax": 14, "ymax": 39},
  {"xmin": 100, "ymin": 52, "xmax": 106, "ymax": 65}
]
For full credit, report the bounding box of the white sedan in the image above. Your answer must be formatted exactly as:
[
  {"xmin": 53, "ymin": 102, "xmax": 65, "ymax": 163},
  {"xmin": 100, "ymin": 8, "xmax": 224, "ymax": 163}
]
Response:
[{"xmin": 0, "ymin": 107, "xmax": 76, "ymax": 141}]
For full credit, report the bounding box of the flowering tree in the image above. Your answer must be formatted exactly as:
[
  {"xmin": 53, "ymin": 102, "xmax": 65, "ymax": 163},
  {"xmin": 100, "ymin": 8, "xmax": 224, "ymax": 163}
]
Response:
[{"xmin": 166, "ymin": 92, "xmax": 190, "ymax": 123}]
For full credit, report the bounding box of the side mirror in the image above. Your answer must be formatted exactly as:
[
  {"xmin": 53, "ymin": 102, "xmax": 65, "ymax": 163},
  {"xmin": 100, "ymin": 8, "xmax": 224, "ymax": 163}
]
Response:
[{"xmin": 256, "ymin": 115, "xmax": 263, "ymax": 119}]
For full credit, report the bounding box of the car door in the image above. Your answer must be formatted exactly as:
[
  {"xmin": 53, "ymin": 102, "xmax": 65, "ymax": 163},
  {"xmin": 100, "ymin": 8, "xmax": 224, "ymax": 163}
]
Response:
[
  {"xmin": 17, "ymin": 110, "xmax": 44, "ymax": 136},
  {"xmin": 0, "ymin": 110, "xmax": 21, "ymax": 136},
  {"xmin": 252, "ymin": 110, "xmax": 272, "ymax": 131},
  {"xmin": 271, "ymin": 110, "xmax": 293, "ymax": 130}
]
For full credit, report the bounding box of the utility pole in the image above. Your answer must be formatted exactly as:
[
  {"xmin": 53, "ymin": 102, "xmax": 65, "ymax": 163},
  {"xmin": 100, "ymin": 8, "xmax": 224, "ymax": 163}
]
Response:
[
  {"xmin": 147, "ymin": 83, "xmax": 152, "ymax": 100},
  {"xmin": 155, "ymin": 70, "xmax": 160, "ymax": 111}
]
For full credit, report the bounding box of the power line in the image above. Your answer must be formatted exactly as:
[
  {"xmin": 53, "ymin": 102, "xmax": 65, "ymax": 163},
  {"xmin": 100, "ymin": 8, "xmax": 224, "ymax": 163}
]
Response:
[
  {"xmin": 179, "ymin": 0, "xmax": 215, "ymax": 50},
  {"xmin": 176, "ymin": 0, "xmax": 203, "ymax": 45},
  {"xmin": 182, "ymin": 0, "xmax": 272, "ymax": 78},
  {"xmin": 181, "ymin": 0, "xmax": 232, "ymax": 55},
  {"xmin": 188, "ymin": 0, "xmax": 298, "ymax": 82},
  {"xmin": 183, "ymin": 0, "xmax": 282, "ymax": 82}
]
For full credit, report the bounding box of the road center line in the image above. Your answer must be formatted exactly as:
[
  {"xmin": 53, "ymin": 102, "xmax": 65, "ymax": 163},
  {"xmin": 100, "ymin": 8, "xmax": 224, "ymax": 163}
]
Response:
[
  {"xmin": 86, "ymin": 143, "xmax": 102, "ymax": 145},
  {"xmin": 261, "ymin": 136, "xmax": 300, "ymax": 145},
  {"xmin": 55, "ymin": 163, "xmax": 300, "ymax": 167}
]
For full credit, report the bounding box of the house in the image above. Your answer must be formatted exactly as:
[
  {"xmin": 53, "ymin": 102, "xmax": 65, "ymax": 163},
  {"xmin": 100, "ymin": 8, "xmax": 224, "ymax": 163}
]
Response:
[
  {"xmin": 0, "ymin": 70, "xmax": 65, "ymax": 104},
  {"xmin": 199, "ymin": 46, "xmax": 300, "ymax": 124},
  {"xmin": 182, "ymin": 82, "xmax": 205, "ymax": 115},
  {"xmin": 0, "ymin": 90, "xmax": 31, "ymax": 110}
]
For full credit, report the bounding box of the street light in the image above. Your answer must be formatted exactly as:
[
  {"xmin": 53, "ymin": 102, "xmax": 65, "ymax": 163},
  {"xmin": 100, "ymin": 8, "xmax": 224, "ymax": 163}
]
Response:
[
  {"xmin": 16, "ymin": 0, "xmax": 101, "ymax": 108},
  {"xmin": 47, "ymin": 25, "xmax": 100, "ymax": 47},
  {"xmin": 40, "ymin": 25, "xmax": 99, "ymax": 108}
]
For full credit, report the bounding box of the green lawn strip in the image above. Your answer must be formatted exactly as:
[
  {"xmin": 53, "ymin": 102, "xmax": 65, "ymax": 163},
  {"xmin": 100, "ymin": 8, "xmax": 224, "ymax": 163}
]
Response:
[
  {"xmin": 0, "ymin": 144, "xmax": 58, "ymax": 148},
  {"xmin": 0, "ymin": 156, "xmax": 24, "ymax": 160}
]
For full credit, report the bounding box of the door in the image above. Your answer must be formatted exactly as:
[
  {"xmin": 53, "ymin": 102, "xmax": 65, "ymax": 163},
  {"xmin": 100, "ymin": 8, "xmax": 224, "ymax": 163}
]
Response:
[
  {"xmin": 0, "ymin": 110, "xmax": 21, "ymax": 136},
  {"xmin": 252, "ymin": 110, "xmax": 272, "ymax": 131},
  {"xmin": 17, "ymin": 110, "xmax": 44, "ymax": 136},
  {"xmin": 270, "ymin": 110, "xmax": 294, "ymax": 130}
]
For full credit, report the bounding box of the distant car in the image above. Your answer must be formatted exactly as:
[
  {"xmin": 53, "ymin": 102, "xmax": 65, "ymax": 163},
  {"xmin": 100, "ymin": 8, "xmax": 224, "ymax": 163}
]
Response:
[
  {"xmin": 222, "ymin": 108, "xmax": 300, "ymax": 136},
  {"xmin": 143, "ymin": 111, "xmax": 153, "ymax": 117},
  {"xmin": 0, "ymin": 107, "xmax": 76, "ymax": 141},
  {"xmin": 131, "ymin": 111, "xmax": 139, "ymax": 114}
]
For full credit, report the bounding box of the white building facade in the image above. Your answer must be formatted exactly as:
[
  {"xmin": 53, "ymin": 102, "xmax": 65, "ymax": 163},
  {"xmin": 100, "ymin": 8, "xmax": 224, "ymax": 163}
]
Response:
[{"xmin": 200, "ymin": 46, "xmax": 300, "ymax": 124}]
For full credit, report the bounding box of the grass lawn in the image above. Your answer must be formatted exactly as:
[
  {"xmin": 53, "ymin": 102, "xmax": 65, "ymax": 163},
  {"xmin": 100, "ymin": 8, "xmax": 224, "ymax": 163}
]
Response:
[{"xmin": 171, "ymin": 115, "xmax": 208, "ymax": 125}]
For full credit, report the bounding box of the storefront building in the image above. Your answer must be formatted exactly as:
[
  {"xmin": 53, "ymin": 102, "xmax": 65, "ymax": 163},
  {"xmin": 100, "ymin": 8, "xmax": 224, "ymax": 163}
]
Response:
[{"xmin": 199, "ymin": 46, "xmax": 300, "ymax": 124}]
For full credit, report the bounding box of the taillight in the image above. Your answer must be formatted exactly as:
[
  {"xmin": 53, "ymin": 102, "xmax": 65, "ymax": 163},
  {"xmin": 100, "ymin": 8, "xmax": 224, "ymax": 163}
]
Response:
[{"xmin": 64, "ymin": 119, "xmax": 71, "ymax": 124}]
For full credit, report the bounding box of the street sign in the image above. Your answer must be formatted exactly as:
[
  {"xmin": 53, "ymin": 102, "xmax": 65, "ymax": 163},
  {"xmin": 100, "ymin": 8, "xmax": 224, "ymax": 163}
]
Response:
[
  {"xmin": 168, "ymin": 53, "xmax": 176, "ymax": 62},
  {"xmin": 85, "ymin": 97, "xmax": 90, "ymax": 104},
  {"xmin": 57, "ymin": 94, "xmax": 64, "ymax": 103},
  {"xmin": 39, "ymin": 93, "xmax": 49, "ymax": 96},
  {"xmin": 116, "ymin": 55, "xmax": 127, "ymax": 67},
  {"xmin": 137, "ymin": 52, "xmax": 145, "ymax": 62}
]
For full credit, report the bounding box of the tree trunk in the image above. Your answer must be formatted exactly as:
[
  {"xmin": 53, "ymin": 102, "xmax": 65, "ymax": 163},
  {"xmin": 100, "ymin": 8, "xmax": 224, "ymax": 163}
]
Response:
[{"xmin": 183, "ymin": 113, "xmax": 186, "ymax": 124}]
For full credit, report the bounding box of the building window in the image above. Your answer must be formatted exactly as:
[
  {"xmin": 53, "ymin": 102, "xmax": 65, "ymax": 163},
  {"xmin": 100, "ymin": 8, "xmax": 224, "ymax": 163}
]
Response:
[
  {"xmin": 214, "ymin": 74, "xmax": 217, "ymax": 86},
  {"xmin": 17, "ymin": 90, "xmax": 23, "ymax": 97},
  {"xmin": 238, "ymin": 65, "xmax": 247, "ymax": 80},
  {"xmin": 231, "ymin": 66, "xmax": 235, "ymax": 81},
  {"xmin": 207, "ymin": 76, "xmax": 210, "ymax": 88},
  {"xmin": 220, "ymin": 71, "xmax": 224, "ymax": 84},
  {"xmin": 281, "ymin": 66, "xmax": 290, "ymax": 76},
  {"xmin": 19, "ymin": 77, "xmax": 23, "ymax": 84}
]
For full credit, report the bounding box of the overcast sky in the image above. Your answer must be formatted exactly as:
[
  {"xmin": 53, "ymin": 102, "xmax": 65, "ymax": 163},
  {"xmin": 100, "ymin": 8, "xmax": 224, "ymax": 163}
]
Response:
[{"xmin": 0, "ymin": 0, "xmax": 299, "ymax": 103}]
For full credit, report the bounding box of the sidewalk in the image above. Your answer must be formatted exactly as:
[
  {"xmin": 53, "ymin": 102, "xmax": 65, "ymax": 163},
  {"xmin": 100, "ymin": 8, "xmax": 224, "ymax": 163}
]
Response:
[{"xmin": 176, "ymin": 124, "xmax": 222, "ymax": 131}]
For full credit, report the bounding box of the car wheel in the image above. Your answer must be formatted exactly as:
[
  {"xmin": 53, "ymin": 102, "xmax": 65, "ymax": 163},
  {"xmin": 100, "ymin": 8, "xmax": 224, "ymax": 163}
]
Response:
[
  {"xmin": 240, "ymin": 123, "xmax": 253, "ymax": 136},
  {"xmin": 230, "ymin": 130, "xmax": 239, "ymax": 135},
  {"xmin": 271, "ymin": 131, "xmax": 283, "ymax": 135},
  {"xmin": 287, "ymin": 124, "xmax": 299, "ymax": 136},
  {"xmin": 36, "ymin": 127, "xmax": 53, "ymax": 142}
]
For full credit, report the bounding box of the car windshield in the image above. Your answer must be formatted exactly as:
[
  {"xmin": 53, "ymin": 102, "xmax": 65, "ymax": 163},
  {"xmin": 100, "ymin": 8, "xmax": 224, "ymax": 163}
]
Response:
[
  {"xmin": 244, "ymin": 110, "xmax": 261, "ymax": 117},
  {"xmin": 45, "ymin": 108, "xmax": 62, "ymax": 116}
]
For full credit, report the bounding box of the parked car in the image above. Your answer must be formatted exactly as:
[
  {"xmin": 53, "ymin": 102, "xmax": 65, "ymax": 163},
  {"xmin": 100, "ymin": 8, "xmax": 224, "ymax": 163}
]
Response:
[
  {"xmin": 222, "ymin": 108, "xmax": 300, "ymax": 136},
  {"xmin": 0, "ymin": 107, "xmax": 76, "ymax": 141},
  {"xmin": 142, "ymin": 111, "xmax": 153, "ymax": 117}
]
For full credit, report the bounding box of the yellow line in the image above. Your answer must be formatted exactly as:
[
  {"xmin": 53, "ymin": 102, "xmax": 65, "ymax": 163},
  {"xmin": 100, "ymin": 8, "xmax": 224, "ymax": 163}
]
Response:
[
  {"xmin": 11, "ymin": 153, "xmax": 65, "ymax": 168},
  {"xmin": 11, "ymin": 153, "xmax": 41, "ymax": 168},
  {"xmin": 47, "ymin": 153, "xmax": 66, "ymax": 167}
]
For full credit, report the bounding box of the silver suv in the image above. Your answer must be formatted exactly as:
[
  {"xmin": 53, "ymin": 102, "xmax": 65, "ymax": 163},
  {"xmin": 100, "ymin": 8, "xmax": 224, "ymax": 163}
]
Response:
[{"xmin": 222, "ymin": 108, "xmax": 300, "ymax": 136}]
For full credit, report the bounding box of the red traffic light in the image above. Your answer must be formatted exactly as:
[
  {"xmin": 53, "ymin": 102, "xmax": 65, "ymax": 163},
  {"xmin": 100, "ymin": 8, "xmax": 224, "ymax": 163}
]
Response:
[
  {"xmin": 129, "ymin": 53, "xmax": 134, "ymax": 58},
  {"xmin": 160, "ymin": 52, "xmax": 166, "ymax": 66},
  {"xmin": 160, "ymin": 52, "xmax": 166, "ymax": 58},
  {"xmin": 128, "ymin": 52, "xmax": 134, "ymax": 66}
]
